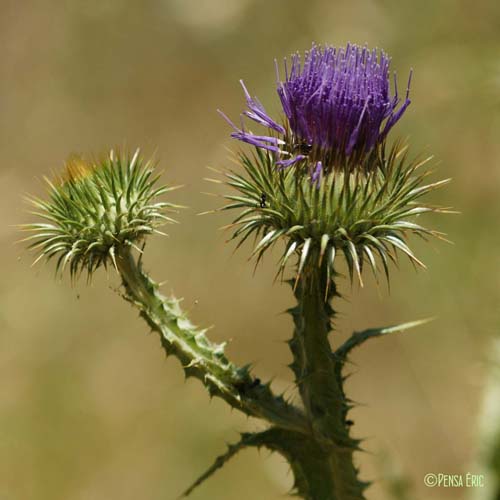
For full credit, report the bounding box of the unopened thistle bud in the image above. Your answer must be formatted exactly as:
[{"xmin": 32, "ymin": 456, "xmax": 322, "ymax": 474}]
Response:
[
  {"xmin": 23, "ymin": 149, "xmax": 178, "ymax": 279},
  {"xmin": 219, "ymin": 44, "xmax": 449, "ymax": 287}
]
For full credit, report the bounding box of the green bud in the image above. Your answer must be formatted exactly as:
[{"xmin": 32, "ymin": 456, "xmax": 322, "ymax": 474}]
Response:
[{"xmin": 23, "ymin": 149, "xmax": 178, "ymax": 280}]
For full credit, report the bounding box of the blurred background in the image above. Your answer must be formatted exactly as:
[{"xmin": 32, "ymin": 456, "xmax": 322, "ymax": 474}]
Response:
[{"xmin": 1, "ymin": 1, "xmax": 499, "ymax": 499}]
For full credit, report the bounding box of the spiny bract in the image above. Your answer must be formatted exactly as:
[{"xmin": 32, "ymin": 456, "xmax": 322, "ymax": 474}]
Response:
[
  {"xmin": 23, "ymin": 149, "xmax": 178, "ymax": 280},
  {"xmin": 221, "ymin": 142, "xmax": 449, "ymax": 288}
]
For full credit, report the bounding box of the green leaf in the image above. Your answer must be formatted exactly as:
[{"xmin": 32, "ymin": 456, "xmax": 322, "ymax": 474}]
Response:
[{"xmin": 335, "ymin": 318, "xmax": 435, "ymax": 359}]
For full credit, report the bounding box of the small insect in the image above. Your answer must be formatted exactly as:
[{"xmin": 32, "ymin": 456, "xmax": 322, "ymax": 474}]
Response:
[
  {"xmin": 345, "ymin": 419, "xmax": 354, "ymax": 427},
  {"xmin": 292, "ymin": 143, "xmax": 312, "ymax": 155},
  {"xmin": 260, "ymin": 193, "xmax": 267, "ymax": 208}
]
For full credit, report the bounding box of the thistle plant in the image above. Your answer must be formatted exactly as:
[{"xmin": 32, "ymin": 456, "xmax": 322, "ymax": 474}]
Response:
[
  {"xmin": 23, "ymin": 44, "xmax": 449, "ymax": 500},
  {"xmin": 216, "ymin": 43, "xmax": 449, "ymax": 498}
]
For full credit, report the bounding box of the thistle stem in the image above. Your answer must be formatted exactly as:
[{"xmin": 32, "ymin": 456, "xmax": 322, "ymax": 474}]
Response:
[
  {"xmin": 288, "ymin": 264, "xmax": 367, "ymax": 499},
  {"xmin": 115, "ymin": 246, "xmax": 367, "ymax": 498},
  {"xmin": 115, "ymin": 246, "xmax": 309, "ymax": 435}
]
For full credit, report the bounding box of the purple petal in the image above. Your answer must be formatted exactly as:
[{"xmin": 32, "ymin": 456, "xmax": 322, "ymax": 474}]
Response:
[
  {"xmin": 276, "ymin": 154, "xmax": 306, "ymax": 169},
  {"xmin": 311, "ymin": 161, "xmax": 323, "ymax": 187},
  {"xmin": 240, "ymin": 80, "xmax": 285, "ymax": 134},
  {"xmin": 231, "ymin": 132, "xmax": 282, "ymax": 153}
]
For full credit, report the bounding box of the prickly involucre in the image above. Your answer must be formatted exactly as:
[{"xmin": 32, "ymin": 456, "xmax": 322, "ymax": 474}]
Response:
[{"xmin": 23, "ymin": 149, "xmax": 178, "ymax": 279}]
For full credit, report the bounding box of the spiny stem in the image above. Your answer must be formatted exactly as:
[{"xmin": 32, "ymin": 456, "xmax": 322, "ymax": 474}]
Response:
[
  {"xmin": 115, "ymin": 246, "xmax": 309, "ymax": 435},
  {"xmin": 288, "ymin": 263, "xmax": 367, "ymax": 499}
]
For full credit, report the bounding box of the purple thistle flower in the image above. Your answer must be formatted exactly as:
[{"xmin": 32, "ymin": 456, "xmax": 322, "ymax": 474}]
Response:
[
  {"xmin": 277, "ymin": 44, "xmax": 411, "ymax": 160},
  {"xmin": 222, "ymin": 43, "xmax": 412, "ymax": 179}
]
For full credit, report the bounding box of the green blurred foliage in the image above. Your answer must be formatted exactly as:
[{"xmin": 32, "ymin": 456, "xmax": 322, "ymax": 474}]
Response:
[{"xmin": 1, "ymin": 0, "xmax": 499, "ymax": 498}]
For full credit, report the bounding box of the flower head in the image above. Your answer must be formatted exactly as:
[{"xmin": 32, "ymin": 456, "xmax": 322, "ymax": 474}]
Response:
[
  {"xmin": 222, "ymin": 43, "xmax": 412, "ymax": 177},
  {"xmin": 218, "ymin": 45, "xmax": 448, "ymax": 289},
  {"xmin": 23, "ymin": 149, "xmax": 178, "ymax": 280}
]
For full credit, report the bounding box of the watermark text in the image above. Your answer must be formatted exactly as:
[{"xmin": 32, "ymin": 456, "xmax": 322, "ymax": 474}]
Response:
[{"xmin": 424, "ymin": 473, "xmax": 485, "ymax": 488}]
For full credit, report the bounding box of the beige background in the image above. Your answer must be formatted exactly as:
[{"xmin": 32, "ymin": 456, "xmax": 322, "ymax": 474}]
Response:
[{"xmin": 1, "ymin": 1, "xmax": 499, "ymax": 499}]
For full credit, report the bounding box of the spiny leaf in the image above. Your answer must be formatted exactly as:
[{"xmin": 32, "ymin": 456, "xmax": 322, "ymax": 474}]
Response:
[{"xmin": 335, "ymin": 317, "xmax": 435, "ymax": 359}]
